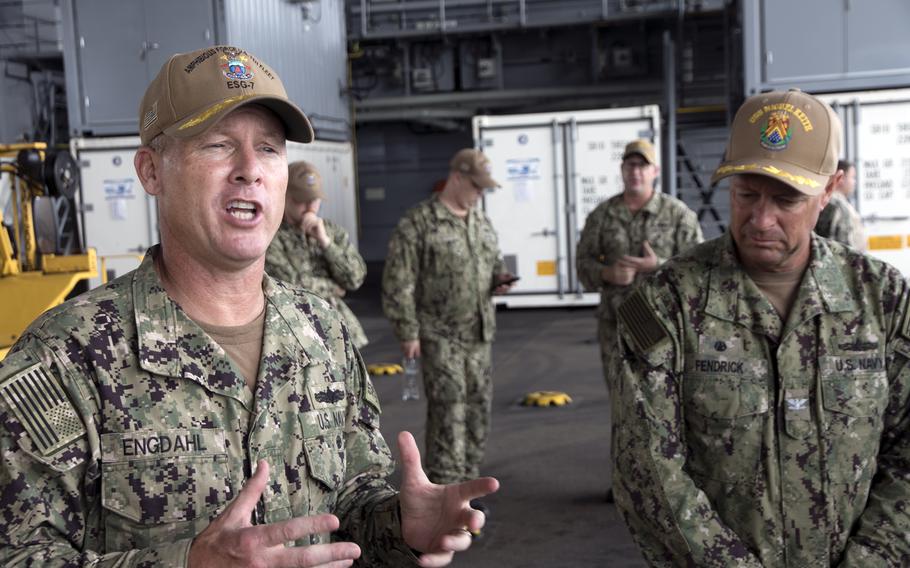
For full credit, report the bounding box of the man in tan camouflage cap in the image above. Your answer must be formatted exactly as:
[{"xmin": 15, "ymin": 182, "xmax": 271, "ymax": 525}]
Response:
[
  {"xmin": 266, "ymin": 160, "xmax": 369, "ymax": 348},
  {"xmin": 382, "ymin": 148, "xmax": 514, "ymax": 510},
  {"xmin": 614, "ymin": 89, "xmax": 910, "ymax": 566},
  {"xmin": 575, "ymin": 137, "xmax": 702, "ymax": 502},
  {"xmin": 0, "ymin": 46, "xmax": 498, "ymax": 567}
]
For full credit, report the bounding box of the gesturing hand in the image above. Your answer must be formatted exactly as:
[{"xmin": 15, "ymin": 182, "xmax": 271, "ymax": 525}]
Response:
[
  {"xmin": 397, "ymin": 432, "xmax": 500, "ymax": 567},
  {"xmin": 619, "ymin": 241, "xmax": 659, "ymax": 273},
  {"xmin": 188, "ymin": 460, "xmax": 361, "ymax": 568}
]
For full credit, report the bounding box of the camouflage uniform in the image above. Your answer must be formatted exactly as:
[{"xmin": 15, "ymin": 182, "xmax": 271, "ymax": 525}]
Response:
[
  {"xmin": 815, "ymin": 191, "xmax": 866, "ymax": 250},
  {"xmin": 382, "ymin": 196, "xmax": 505, "ymax": 485},
  {"xmin": 0, "ymin": 248, "xmax": 418, "ymax": 567},
  {"xmin": 577, "ymin": 191, "xmax": 704, "ymax": 382},
  {"xmin": 266, "ymin": 219, "xmax": 369, "ymax": 348},
  {"xmin": 576, "ymin": 191, "xmax": 702, "ymax": 490},
  {"xmin": 614, "ymin": 233, "xmax": 910, "ymax": 567}
]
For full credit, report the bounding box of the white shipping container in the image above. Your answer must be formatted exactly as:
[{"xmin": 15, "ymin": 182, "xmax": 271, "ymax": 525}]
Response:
[
  {"xmin": 818, "ymin": 89, "xmax": 910, "ymax": 276},
  {"xmin": 72, "ymin": 137, "xmax": 359, "ymax": 289},
  {"xmin": 473, "ymin": 106, "xmax": 661, "ymax": 308}
]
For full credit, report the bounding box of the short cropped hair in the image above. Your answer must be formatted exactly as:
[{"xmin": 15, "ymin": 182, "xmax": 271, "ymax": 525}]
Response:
[{"xmin": 147, "ymin": 133, "xmax": 171, "ymax": 154}]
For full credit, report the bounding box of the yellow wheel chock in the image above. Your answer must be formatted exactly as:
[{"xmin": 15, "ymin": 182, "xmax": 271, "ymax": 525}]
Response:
[
  {"xmin": 367, "ymin": 363, "xmax": 404, "ymax": 376},
  {"xmin": 521, "ymin": 390, "xmax": 573, "ymax": 407}
]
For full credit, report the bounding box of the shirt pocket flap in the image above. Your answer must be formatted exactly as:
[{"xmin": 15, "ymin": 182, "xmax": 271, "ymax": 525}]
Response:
[
  {"xmin": 100, "ymin": 429, "xmax": 231, "ymax": 524},
  {"xmin": 821, "ymin": 374, "xmax": 888, "ymax": 418},
  {"xmin": 820, "ymin": 354, "xmax": 888, "ymax": 418},
  {"xmin": 299, "ymin": 412, "xmax": 345, "ymax": 490},
  {"xmin": 686, "ymin": 373, "xmax": 770, "ymax": 419},
  {"xmin": 101, "ymin": 454, "xmax": 233, "ymax": 524}
]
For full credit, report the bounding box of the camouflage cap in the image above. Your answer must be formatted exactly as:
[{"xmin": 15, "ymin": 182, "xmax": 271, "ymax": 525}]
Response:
[
  {"xmin": 450, "ymin": 148, "xmax": 500, "ymax": 189},
  {"xmin": 622, "ymin": 139, "xmax": 657, "ymax": 165},
  {"xmin": 287, "ymin": 160, "xmax": 325, "ymax": 203},
  {"xmin": 712, "ymin": 89, "xmax": 841, "ymax": 195},
  {"xmin": 138, "ymin": 45, "xmax": 314, "ymax": 145}
]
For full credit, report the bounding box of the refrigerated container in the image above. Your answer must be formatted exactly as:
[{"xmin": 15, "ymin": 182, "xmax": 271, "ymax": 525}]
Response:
[
  {"xmin": 473, "ymin": 106, "xmax": 661, "ymax": 307},
  {"xmin": 818, "ymin": 89, "xmax": 910, "ymax": 276}
]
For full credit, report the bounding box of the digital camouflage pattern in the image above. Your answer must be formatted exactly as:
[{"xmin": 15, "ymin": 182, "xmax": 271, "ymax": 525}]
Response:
[
  {"xmin": 576, "ymin": 191, "xmax": 704, "ymax": 340},
  {"xmin": 815, "ymin": 191, "xmax": 866, "ymax": 251},
  {"xmin": 0, "ymin": 248, "xmax": 418, "ymax": 567},
  {"xmin": 382, "ymin": 196, "xmax": 504, "ymax": 484},
  {"xmin": 614, "ymin": 233, "xmax": 910, "ymax": 567},
  {"xmin": 382, "ymin": 196, "xmax": 505, "ymax": 344},
  {"xmin": 576, "ymin": 191, "xmax": 702, "ymax": 491},
  {"xmin": 419, "ymin": 336, "xmax": 492, "ymax": 485},
  {"xmin": 266, "ymin": 219, "xmax": 369, "ymax": 348}
]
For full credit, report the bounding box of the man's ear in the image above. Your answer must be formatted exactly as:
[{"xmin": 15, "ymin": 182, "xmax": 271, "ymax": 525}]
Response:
[
  {"xmin": 820, "ymin": 171, "xmax": 842, "ymax": 210},
  {"xmin": 135, "ymin": 146, "xmax": 163, "ymax": 197}
]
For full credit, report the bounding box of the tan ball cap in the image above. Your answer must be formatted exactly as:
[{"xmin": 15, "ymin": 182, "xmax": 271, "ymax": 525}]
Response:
[
  {"xmin": 450, "ymin": 148, "xmax": 500, "ymax": 189},
  {"xmin": 138, "ymin": 45, "xmax": 314, "ymax": 145},
  {"xmin": 622, "ymin": 139, "xmax": 657, "ymax": 165},
  {"xmin": 287, "ymin": 161, "xmax": 325, "ymax": 203},
  {"xmin": 712, "ymin": 89, "xmax": 841, "ymax": 195}
]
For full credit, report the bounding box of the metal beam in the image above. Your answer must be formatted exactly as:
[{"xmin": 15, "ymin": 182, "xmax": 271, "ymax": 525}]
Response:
[
  {"xmin": 663, "ymin": 30, "xmax": 677, "ymax": 198},
  {"xmin": 354, "ymin": 107, "xmax": 477, "ymax": 122},
  {"xmin": 354, "ymin": 80, "xmax": 663, "ymax": 110}
]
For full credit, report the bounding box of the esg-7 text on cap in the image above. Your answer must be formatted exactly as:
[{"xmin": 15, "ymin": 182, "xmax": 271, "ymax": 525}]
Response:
[{"xmin": 138, "ymin": 45, "xmax": 313, "ymax": 145}]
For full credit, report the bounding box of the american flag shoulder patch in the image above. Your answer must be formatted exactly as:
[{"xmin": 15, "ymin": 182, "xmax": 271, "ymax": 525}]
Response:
[
  {"xmin": 617, "ymin": 288, "xmax": 669, "ymax": 353},
  {"xmin": 0, "ymin": 363, "xmax": 85, "ymax": 456}
]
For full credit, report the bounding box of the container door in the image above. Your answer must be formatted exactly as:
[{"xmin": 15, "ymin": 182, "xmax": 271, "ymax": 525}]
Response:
[
  {"xmin": 74, "ymin": 0, "xmax": 149, "ymax": 133},
  {"xmin": 855, "ymin": 100, "xmax": 910, "ymax": 275},
  {"xmin": 568, "ymin": 117, "xmax": 659, "ymax": 291},
  {"xmin": 480, "ymin": 123, "xmax": 564, "ymax": 294},
  {"xmin": 287, "ymin": 140, "xmax": 359, "ymax": 245},
  {"xmin": 143, "ymin": 0, "xmax": 215, "ymax": 75}
]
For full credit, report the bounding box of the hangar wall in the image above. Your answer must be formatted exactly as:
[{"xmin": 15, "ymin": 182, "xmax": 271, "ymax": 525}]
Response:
[
  {"xmin": 61, "ymin": 0, "xmax": 351, "ymax": 141},
  {"xmin": 349, "ymin": 0, "xmax": 737, "ymax": 260},
  {"xmin": 348, "ymin": 0, "xmax": 910, "ymax": 262},
  {"xmin": 1, "ymin": 0, "xmax": 909, "ymax": 266}
]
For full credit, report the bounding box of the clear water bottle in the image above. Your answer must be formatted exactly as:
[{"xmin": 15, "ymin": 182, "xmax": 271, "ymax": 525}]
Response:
[{"xmin": 401, "ymin": 357, "xmax": 421, "ymax": 401}]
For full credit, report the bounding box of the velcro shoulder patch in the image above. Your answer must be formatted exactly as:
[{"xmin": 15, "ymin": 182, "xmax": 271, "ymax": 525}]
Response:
[
  {"xmin": 356, "ymin": 351, "xmax": 381, "ymax": 413},
  {"xmin": 0, "ymin": 363, "xmax": 85, "ymax": 456},
  {"xmin": 618, "ymin": 288, "xmax": 669, "ymax": 353}
]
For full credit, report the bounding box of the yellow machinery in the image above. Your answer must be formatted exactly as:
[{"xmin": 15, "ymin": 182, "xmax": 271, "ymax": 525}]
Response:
[{"xmin": 1, "ymin": 142, "xmax": 97, "ymax": 360}]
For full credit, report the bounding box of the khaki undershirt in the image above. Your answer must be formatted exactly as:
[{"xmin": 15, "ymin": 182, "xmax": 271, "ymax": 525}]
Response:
[
  {"xmin": 197, "ymin": 306, "xmax": 266, "ymax": 390},
  {"xmin": 747, "ymin": 267, "xmax": 805, "ymax": 319}
]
